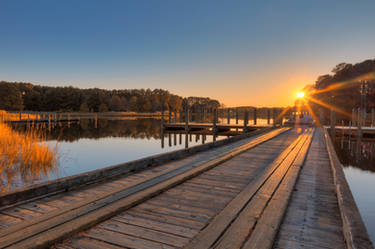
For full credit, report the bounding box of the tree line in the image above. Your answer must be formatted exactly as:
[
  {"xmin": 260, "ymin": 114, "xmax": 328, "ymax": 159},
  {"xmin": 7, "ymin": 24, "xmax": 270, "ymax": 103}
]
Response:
[
  {"xmin": 0, "ymin": 82, "xmax": 221, "ymax": 113},
  {"xmin": 306, "ymin": 58, "xmax": 375, "ymax": 122}
]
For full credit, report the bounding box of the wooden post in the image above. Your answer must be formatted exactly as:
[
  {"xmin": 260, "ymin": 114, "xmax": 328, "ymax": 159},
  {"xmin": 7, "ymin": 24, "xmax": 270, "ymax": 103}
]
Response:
[
  {"xmin": 185, "ymin": 107, "xmax": 189, "ymax": 133},
  {"xmin": 174, "ymin": 109, "xmax": 177, "ymax": 123},
  {"xmin": 235, "ymin": 108, "xmax": 239, "ymax": 125},
  {"xmin": 253, "ymin": 108, "xmax": 257, "ymax": 125},
  {"xmin": 168, "ymin": 133, "xmax": 171, "ymax": 147},
  {"xmin": 330, "ymin": 108, "xmax": 336, "ymax": 137},
  {"xmin": 357, "ymin": 107, "xmax": 361, "ymax": 127},
  {"xmin": 213, "ymin": 109, "xmax": 217, "ymax": 135},
  {"xmin": 168, "ymin": 109, "xmax": 172, "ymax": 124},
  {"xmin": 212, "ymin": 109, "xmax": 217, "ymax": 141},
  {"xmin": 227, "ymin": 108, "xmax": 230, "ymax": 124},
  {"xmin": 243, "ymin": 110, "xmax": 248, "ymax": 133},
  {"xmin": 357, "ymin": 107, "xmax": 362, "ymax": 138},
  {"xmin": 68, "ymin": 113, "xmax": 71, "ymax": 128},
  {"xmin": 185, "ymin": 132, "xmax": 188, "ymax": 149},
  {"xmin": 161, "ymin": 108, "xmax": 165, "ymax": 130},
  {"xmin": 19, "ymin": 112, "xmax": 22, "ymax": 121},
  {"xmin": 160, "ymin": 126, "xmax": 164, "ymax": 149},
  {"xmin": 341, "ymin": 120, "xmax": 344, "ymax": 137},
  {"xmin": 267, "ymin": 109, "xmax": 270, "ymax": 125},
  {"xmin": 352, "ymin": 108, "xmax": 356, "ymax": 127},
  {"xmin": 272, "ymin": 108, "xmax": 276, "ymax": 127}
]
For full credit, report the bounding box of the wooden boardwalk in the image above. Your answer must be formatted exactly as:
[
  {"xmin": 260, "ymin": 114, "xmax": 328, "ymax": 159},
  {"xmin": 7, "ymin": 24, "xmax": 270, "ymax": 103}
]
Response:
[{"xmin": 0, "ymin": 128, "xmax": 372, "ymax": 249}]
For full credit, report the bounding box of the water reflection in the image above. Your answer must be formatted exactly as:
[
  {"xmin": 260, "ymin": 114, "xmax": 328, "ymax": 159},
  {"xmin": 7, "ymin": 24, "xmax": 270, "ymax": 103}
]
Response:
[
  {"xmin": 334, "ymin": 136, "xmax": 375, "ymax": 172},
  {"xmin": 8, "ymin": 118, "xmax": 227, "ymax": 190},
  {"xmin": 333, "ymin": 135, "xmax": 375, "ymax": 243},
  {"xmin": 12, "ymin": 118, "xmax": 162, "ymax": 142}
]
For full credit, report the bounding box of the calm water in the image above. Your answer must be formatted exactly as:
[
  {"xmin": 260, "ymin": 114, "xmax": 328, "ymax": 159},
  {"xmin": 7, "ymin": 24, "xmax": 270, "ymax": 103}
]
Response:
[
  {"xmin": 334, "ymin": 136, "xmax": 375, "ymax": 243},
  {"xmin": 6, "ymin": 118, "xmax": 230, "ymax": 190}
]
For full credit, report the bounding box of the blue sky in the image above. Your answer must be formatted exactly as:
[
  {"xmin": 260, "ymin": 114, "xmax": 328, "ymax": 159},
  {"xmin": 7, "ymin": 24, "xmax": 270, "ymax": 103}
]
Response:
[{"xmin": 1, "ymin": 0, "xmax": 375, "ymax": 106}]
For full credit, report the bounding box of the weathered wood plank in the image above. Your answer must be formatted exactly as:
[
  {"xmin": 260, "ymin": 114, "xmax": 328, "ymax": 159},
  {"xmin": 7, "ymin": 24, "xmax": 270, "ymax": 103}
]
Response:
[
  {"xmin": 184, "ymin": 132, "xmax": 307, "ymax": 249},
  {"xmin": 126, "ymin": 209, "xmax": 205, "ymax": 230},
  {"xmin": 242, "ymin": 130, "xmax": 313, "ymax": 249},
  {"xmin": 84, "ymin": 228, "xmax": 175, "ymax": 249},
  {"xmin": 98, "ymin": 220, "xmax": 190, "ymax": 247},
  {"xmin": 113, "ymin": 213, "xmax": 197, "ymax": 238},
  {"xmin": 62, "ymin": 236, "xmax": 126, "ymax": 249}
]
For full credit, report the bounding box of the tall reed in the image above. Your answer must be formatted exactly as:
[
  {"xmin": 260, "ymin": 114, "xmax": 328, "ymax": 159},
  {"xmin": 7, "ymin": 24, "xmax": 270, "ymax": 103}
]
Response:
[{"xmin": 0, "ymin": 111, "xmax": 58, "ymax": 192}]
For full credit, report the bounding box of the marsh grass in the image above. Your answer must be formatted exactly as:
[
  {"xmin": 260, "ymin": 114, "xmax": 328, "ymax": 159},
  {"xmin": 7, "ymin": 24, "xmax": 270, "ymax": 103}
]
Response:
[{"xmin": 0, "ymin": 111, "xmax": 58, "ymax": 192}]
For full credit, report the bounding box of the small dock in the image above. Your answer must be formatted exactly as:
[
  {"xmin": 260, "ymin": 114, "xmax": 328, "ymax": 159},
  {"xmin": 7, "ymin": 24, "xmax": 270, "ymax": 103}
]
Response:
[
  {"xmin": 164, "ymin": 122, "xmax": 269, "ymax": 131},
  {"xmin": 0, "ymin": 127, "xmax": 372, "ymax": 249}
]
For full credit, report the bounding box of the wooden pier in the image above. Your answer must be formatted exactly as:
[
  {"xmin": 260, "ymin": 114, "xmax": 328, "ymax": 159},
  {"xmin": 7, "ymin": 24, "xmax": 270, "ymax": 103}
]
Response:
[{"xmin": 0, "ymin": 127, "xmax": 372, "ymax": 249}]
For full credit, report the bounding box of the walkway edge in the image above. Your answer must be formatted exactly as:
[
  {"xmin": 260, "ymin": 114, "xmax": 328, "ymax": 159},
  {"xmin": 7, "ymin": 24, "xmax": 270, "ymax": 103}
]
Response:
[
  {"xmin": 0, "ymin": 128, "xmax": 271, "ymax": 209},
  {"xmin": 323, "ymin": 128, "xmax": 373, "ymax": 249}
]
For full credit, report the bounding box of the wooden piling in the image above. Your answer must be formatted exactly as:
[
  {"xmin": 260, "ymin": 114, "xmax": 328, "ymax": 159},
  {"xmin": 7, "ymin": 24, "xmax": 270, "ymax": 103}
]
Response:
[
  {"xmin": 330, "ymin": 108, "xmax": 336, "ymax": 137},
  {"xmin": 341, "ymin": 120, "xmax": 344, "ymax": 136},
  {"xmin": 161, "ymin": 108, "xmax": 165, "ymax": 130},
  {"xmin": 267, "ymin": 109, "xmax": 270, "ymax": 125},
  {"xmin": 174, "ymin": 109, "xmax": 177, "ymax": 123},
  {"xmin": 185, "ymin": 107, "xmax": 189, "ymax": 133},
  {"xmin": 235, "ymin": 109, "xmax": 239, "ymax": 125},
  {"xmin": 272, "ymin": 108, "xmax": 276, "ymax": 127},
  {"xmin": 253, "ymin": 108, "xmax": 257, "ymax": 125},
  {"xmin": 243, "ymin": 110, "xmax": 248, "ymax": 133},
  {"xmin": 227, "ymin": 108, "xmax": 230, "ymax": 124},
  {"xmin": 357, "ymin": 108, "xmax": 362, "ymax": 138},
  {"xmin": 213, "ymin": 109, "xmax": 217, "ymax": 135},
  {"xmin": 168, "ymin": 109, "xmax": 172, "ymax": 124}
]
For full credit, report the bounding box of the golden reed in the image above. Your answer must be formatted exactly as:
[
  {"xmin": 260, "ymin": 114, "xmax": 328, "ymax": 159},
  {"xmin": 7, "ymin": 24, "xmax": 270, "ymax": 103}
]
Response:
[{"xmin": 0, "ymin": 110, "xmax": 58, "ymax": 192}]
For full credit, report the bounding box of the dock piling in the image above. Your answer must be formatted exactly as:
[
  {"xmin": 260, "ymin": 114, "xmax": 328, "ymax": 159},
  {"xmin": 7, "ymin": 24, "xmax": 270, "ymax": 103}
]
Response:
[
  {"xmin": 185, "ymin": 107, "xmax": 189, "ymax": 133},
  {"xmin": 243, "ymin": 110, "xmax": 248, "ymax": 132},
  {"xmin": 330, "ymin": 108, "xmax": 336, "ymax": 137},
  {"xmin": 253, "ymin": 108, "xmax": 257, "ymax": 125}
]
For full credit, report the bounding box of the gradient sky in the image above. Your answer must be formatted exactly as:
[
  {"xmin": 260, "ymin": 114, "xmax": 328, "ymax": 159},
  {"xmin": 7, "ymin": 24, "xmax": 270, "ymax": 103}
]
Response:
[{"xmin": 1, "ymin": 0, "xmax": 375, "ymax": 107}]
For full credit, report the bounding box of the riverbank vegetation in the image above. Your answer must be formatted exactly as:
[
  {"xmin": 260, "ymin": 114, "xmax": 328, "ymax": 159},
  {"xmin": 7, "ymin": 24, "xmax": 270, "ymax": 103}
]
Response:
[
  {"xmin": 0, "ymin": 82, "xmax": 221, "ymax": 113},
  {"xmin": 0, "ymin": 111, "xmax": 58, "ymax": 191},
  {"xmin": 306, "ymin": 58, "xmax": 375, "ymax": 122}
]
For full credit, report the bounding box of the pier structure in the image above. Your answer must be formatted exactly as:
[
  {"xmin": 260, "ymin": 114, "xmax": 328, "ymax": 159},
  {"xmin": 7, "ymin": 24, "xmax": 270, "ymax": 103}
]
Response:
[{"xmin": 0, "ymin": 126, "xmax": 372, "ymax": 249}]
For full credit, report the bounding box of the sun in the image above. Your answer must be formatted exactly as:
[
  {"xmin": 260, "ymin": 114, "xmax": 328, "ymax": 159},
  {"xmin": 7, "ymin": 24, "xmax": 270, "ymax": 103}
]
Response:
[{"xmin": 296, "ymin": 91, "xmax": 305, "ymax": 99}]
